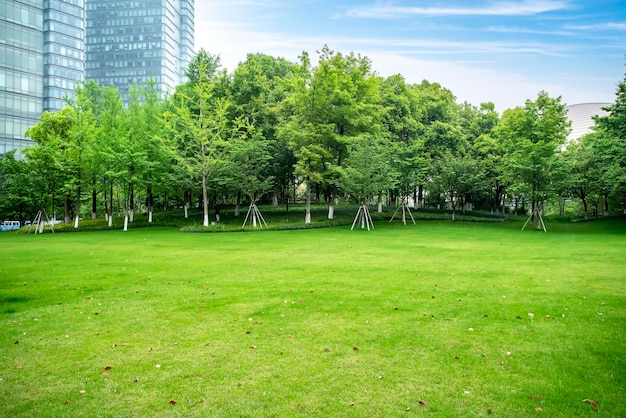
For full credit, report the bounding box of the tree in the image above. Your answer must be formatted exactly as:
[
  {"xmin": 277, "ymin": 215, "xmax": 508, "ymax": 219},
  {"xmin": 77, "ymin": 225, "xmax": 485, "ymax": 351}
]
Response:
[
  {"xmin": 229, "ymin": 53, "xmax": 294, "ymax": 208},
  {"xmin": 165, "ymin": 53, "xmax": 232, "ymax": 227},
  {"xmin": 280, "ymin": 46, "xmax": 382, "ymax": 223},
  {"xmin": 434, "ymin": 154, "xmax": 484, "ymax": 220},
  {"xmin": 0, "ymin": 151, "xmax": 37, "ymax": 223},
  {"xmin": 25, "ymin": 106, "xmax": 88, "ymax": 226},
  {"xmin": 339, "ymin": 136, "xmax": 396, "ymax": 229},
  {"xmin": 96, "ymin": 86, "xmax": 126, "ymax": 227},
  {"xmin": 379, "ymin": 75, "xmax": 423, "ymax": 210},
  {"xmin": 562, "ymin": 135, "xmax": 601, "ymax": 219},
  {"xmin": 498, "ymin": 91, "xmax": 570, "ymax": 228},
  {"xmin": 593, "ymin": 76, "xmax": 626, "ymax": 213}
]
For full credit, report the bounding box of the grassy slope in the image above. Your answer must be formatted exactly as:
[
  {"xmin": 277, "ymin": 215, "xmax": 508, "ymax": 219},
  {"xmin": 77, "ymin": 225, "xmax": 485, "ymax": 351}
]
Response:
[{"xmin": 1, "ymin": 218, "xmax": 624, "ymax": 417}]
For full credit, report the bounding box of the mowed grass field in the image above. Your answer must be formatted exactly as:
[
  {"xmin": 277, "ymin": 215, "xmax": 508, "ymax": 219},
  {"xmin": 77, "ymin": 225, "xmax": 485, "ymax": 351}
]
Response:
[{"xmin": 1, "ymin": 218, "xmax": 625, "ymax": 417}]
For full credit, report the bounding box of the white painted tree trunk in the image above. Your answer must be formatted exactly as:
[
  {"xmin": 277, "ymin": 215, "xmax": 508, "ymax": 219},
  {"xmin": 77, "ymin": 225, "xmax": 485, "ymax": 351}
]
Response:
[
  {"xmin": 108, "ymin": 214, "xmax": 113, "ymax": 228},
  {"xmin": 305, "ymin": 186, "xmax": 311, "ymax": 224},
  {"xmin": 203, "ymin": 213, "xmax": 209, "ymax": 227},
  {"xmin": 235, "ymin": 203, "xmax": 240, "ymax": 217},
  {"xmin": 378, "ymin": 201, "xmax": 383, "ymax": 213},
  {"xmin": 184, "ymin": 203, "xmax": 189, "ymax": 219},
  {"xmin": 105, "ymin": 212, "xmax": 108, "ymax": 221},
  {"xmin": 123, "ymin": 215, "xmax": 128, "ymax": 231},
  {"xmin": 74, "ymin": 215, "xmax": 79, "ymax": 229},
  {"xmin": 148, "ymin": 210, "xmax": 153, "ymax": 223},
  {"xmin": 272, "ymin": 192, "xmax": 278, "ymax": 207},
  {"xmin": 215, "ymin": 213, "xmax": 220, "ymax": 223},
  {"xmin": 328, "ymin": 205, "xmax": 334, "ymax": 220},
  {"xmin": 130, "ymin": 209, "xmax": 134, "ymax": 223}
]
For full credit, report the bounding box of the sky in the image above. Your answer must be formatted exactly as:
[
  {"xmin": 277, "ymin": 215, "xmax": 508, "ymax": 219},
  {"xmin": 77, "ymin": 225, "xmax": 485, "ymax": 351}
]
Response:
[{"xmin": 194, "ymin": 0, "xmax": 626, "ymax": 112}]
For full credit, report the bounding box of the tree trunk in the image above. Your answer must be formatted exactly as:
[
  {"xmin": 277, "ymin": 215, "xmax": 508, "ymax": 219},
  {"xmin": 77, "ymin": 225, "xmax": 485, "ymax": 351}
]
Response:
[
  {"xmin": 305, "ymin": 178, "xmax": 312, "ymax": 224},
  {"xmin": 64, "ymin": 196, "xmax": 71, "ymax": 224},
  {"xmin": 378, "ymin": 192, "xmax": 383, "ymax": 213},
  {"xmin": 129, "ymin": 183, "xmax": 135, "ymax": 223},
  {"xmin": 147, "ymin": 184, "xmax": 154, "ymax": 223},
  {"xmin": 272, "ymin": 191, "xmax": 278, "ymax": 207},
  {"xmin": 123, "ymin": 204, "xmax": 129, "ymax": 232},
  {"xmin": 235, "ymin": 192, "xmax": 241, "ymax": 217},
  {"xmin": 91, "ymin": 188, "xmax": 97, "ymax": 219},
  {"xmin": 74, "ymin": 186, "xmax": 81, "ymax": 229},
  {"xmin": 328, "ymin": 188, "xmax": 336, "ymax": 220}
]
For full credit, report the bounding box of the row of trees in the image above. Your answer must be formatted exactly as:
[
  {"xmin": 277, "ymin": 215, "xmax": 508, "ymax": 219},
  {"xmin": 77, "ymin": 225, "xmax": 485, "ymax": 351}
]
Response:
[{"xmin": 1, "ymin": 46, "xmax": 625, "ymax": 229}]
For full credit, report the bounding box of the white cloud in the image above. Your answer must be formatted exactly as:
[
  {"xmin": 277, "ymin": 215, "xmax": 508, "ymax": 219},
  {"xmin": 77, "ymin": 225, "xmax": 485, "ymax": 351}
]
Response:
[
  {"xmin": 193, "ymin": 0, "xmax": 618, "ymax": 111},
  {"xmin": 565, "ymin": 22, "xmax": 626, "ymax": 31},
  {"xmin": 345, "ymin": 0, "xmax": 570, "ymax": 19}
]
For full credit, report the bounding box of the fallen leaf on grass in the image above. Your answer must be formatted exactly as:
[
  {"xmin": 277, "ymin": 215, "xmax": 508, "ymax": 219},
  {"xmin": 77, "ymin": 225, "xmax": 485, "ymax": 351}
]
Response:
[
  {"xmin": 535, "ymin": 407, "xmax": 542, "ymax": 412},
  {"xmin": 487, "ymin": 408, "xmax": 493, "ymax": 414},
  {"xmin": 419, "ymin": 401, "xmax": 426, "ymax": 407},
  {"xmin": 169, "ymin": 400, "xmax": 177, "ymax": 405},
  {"xmin": 104, "ymin": 366, "xmax": 112, "ymax": 370},
  {"xmin": 14, "ymin": 340, "xmax": 19, "ymax": 345},
  {"xmin": 79, "ymin": 390, "xmax": 86, "ymax": 395},
  {"xmin": 102, "ymin": 372, "xmax": 109, "ymax": 377},
  {"xmin": 15, "ymin": 365, "xmax": 22, "ymax": 369},
  {"xmin": 64, "ymin": 400, "xmax": 71, "ymax": 405},
  {"xmin": 583, "ymin": 399, "xmax": 599, "ymax": 410},
  {"xmin": 250, "ymin": 345, "xmax": 257, "ymax": 349},
  {"xmin": 352, "ymin": 346, "xmax": 359, "ymax": 351}
]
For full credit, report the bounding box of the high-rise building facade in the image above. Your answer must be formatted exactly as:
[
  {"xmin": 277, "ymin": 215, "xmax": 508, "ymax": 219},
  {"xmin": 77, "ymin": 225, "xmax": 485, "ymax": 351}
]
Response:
[
  {"xmin": 1, "ymin": 0, "xmax": 193, "ymax": 158},
  {"xmin": 85, "ymin": 0, "xmax": 195, "ymax": 102},
  {"xmin": 0, "ymin": 0, "xmax": 85, "ymax": 158},
  {"xmin": 44, "ymin": 0, "xmax": 86, "ymax": 112}
]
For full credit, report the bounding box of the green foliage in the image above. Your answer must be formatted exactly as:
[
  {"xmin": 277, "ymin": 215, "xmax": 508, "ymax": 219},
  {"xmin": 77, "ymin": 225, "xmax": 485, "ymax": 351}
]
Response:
[
  {"xmin": 497, "ymin": 91, "xmax": 570, "ymax": 216},
  {"xmin": 4, "ymin": 47, "xmax": 624, "ymax": 226}
]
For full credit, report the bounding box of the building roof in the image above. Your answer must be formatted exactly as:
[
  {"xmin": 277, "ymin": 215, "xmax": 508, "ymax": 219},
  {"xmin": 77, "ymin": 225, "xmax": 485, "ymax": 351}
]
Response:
[{"xmin": 566, "ymin": 102, "xmax": 611, "ymax": 142}]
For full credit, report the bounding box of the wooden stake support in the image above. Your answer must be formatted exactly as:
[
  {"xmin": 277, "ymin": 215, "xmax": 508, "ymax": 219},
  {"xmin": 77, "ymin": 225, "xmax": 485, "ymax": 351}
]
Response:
[
  {"xmin": 351, "ymin": 204, "xmax": 374, "ymax": 231},
  {"xmin": 389, "ymin": 198, "xmax": 416, "ymax": 225},
  {"xmin": 522, "ymin": 207, "xmax": 547, "ymax": 232},
  {"xmin": 28, "ymin": 207, "xmax": 55, "ymax": 234},
  {"xmin": 242, "ymin": 202, "xmax": 268, "ymax": 229}
]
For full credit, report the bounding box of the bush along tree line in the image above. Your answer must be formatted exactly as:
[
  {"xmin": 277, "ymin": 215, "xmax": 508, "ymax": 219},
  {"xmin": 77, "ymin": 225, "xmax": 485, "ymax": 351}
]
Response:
[{"xmin": 1, "ymin": 46, "xmax": 625, "ymax": 229}]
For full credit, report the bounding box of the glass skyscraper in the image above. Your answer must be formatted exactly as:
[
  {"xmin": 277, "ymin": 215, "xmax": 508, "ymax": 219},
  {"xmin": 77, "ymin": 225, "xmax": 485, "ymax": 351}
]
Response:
[
  {"xmin": 44, "ymin": 0, "xmax": 86, "ymax": 112},
  {"xmin": 85, "ymin": 0, "xmax": 195, "ymax": 102},
  {"xmin": 1, "ymin": 0, "xmax": 85, "ymax": 158},
  {"xmin": 1, "ymin": 0, "xmax": 194, "ymax": 158}
]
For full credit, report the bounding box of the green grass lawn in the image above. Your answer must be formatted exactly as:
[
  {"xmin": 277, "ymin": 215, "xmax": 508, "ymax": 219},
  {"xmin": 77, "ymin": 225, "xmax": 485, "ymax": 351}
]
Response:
[{"xmin": 1, "ymin": 217, "xmax": 625, "ymax": 417}]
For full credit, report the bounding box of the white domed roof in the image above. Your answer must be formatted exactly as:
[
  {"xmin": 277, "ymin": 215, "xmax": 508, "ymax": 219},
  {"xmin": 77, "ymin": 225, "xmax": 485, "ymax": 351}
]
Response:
[{"xmin": 566, "ymin": 103, "xmax": 611, "ymax": 142}]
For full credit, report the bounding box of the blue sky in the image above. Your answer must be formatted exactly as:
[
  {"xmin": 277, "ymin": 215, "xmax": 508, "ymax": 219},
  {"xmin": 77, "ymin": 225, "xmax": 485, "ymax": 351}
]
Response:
[{"xmin": 195, "ymin": 0, "xmax": 625, "ymax": 112}]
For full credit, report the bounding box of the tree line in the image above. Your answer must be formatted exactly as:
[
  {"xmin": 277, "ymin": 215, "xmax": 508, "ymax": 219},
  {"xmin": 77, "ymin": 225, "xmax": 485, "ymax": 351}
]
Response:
[{"xmin": 1, "ymin": 46, "xmax": 625, "ymax": 229}]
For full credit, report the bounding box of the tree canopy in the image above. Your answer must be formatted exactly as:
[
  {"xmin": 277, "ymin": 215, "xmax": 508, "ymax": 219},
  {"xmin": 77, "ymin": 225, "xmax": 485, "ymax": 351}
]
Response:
[{"xmin": 3, "ymin": 48, "xmax": 624, "ymax": 228}]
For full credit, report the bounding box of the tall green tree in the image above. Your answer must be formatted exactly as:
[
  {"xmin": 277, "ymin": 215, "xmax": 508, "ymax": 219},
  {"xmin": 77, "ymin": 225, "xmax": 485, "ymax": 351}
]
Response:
[
  {"xmin": 279, "ymin": 46, "xmax": 381, "ymax": 223},
  {"xmin": 593, "ymin": 76, "xmax": 626, "ymax": 213},
  {"xmin": 229, "ymin": 53, "xmax": 294, "ymax": 208},
  {"xmin": 165, "ymin": 53, "xmax": 232, "ymax": 227},
  {"xmin": 380, "ymin": 74, "xmax": 423, "ymax": 210},
  {"xmin": 498, "ymin": 91, "xmax": 570, "ymax": 227},
  {"xmin": 0, "ymin": 151, "xmax": 37, "ymax": 223}
]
